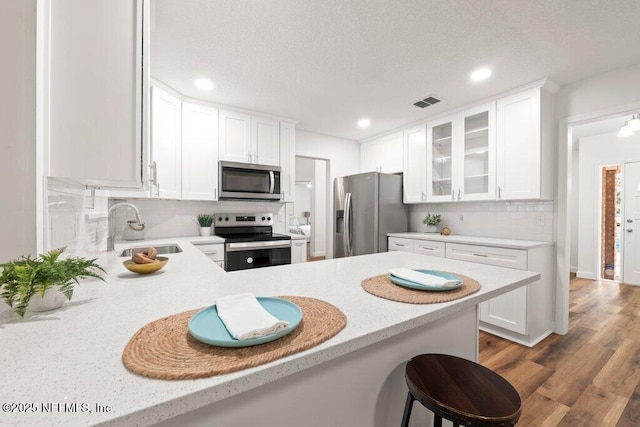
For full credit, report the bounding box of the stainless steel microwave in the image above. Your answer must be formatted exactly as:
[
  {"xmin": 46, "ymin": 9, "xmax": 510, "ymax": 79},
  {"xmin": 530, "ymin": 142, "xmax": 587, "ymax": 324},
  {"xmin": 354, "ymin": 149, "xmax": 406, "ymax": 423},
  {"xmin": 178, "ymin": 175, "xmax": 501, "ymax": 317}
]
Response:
[{"xmin": 218, "ymin": 161, "xmax": 282, "ymax": 201}]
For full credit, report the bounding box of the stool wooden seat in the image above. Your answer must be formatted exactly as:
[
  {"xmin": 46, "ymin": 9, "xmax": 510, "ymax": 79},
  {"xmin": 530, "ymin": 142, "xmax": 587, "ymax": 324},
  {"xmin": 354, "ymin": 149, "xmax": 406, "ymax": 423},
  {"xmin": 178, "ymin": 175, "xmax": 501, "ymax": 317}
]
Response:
[{"xmin": 401, "ymin": 354, "xmax": 521, "ymax": 427}]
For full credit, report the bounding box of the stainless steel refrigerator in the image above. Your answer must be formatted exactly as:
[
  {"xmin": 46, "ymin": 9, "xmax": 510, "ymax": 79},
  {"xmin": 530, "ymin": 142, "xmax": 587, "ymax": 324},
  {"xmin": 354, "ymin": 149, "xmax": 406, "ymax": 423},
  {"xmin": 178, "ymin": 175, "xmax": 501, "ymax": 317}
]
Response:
[{"xmin": 334, "ymin": 172, "xmax": 408, "ymax": 257}]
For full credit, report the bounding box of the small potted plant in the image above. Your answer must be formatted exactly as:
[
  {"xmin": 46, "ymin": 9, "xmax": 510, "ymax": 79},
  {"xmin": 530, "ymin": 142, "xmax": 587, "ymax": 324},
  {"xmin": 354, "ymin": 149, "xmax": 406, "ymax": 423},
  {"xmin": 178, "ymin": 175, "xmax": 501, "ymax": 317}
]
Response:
[
  {"xmin": 0, "ymin": 248, "xmax": 105, "ymax": 317},
  {"xmin": 422, "ymin": 213, "xmax": 442, "ymax": 234},
  {"xmin": 197, "ymin": 214, "xmax": 214, "ymax": 236}
]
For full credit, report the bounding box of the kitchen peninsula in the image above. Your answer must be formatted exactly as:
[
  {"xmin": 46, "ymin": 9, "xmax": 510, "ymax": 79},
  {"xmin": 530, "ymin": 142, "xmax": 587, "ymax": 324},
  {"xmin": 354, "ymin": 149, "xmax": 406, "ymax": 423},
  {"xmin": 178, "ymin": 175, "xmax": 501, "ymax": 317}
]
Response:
[{"xmin": 0, "ymin": 240, "xmax": 539, "ymax": 426}]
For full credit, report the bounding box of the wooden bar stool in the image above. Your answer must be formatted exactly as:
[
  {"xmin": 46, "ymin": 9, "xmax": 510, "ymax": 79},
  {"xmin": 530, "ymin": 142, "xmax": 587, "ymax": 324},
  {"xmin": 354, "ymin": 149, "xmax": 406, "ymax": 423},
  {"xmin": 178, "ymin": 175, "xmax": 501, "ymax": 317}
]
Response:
[{"xmin": 401, "ymin": 354, "xmax": 521, "ymax": 427}]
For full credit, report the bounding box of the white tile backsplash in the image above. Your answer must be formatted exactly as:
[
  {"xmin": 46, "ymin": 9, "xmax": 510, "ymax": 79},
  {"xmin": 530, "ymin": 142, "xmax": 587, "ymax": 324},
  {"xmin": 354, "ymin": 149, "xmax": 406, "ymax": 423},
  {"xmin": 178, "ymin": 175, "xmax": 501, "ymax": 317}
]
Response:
[{"xmin": 409, "ymin": 201, "xmax": 554, "ymax": 242}]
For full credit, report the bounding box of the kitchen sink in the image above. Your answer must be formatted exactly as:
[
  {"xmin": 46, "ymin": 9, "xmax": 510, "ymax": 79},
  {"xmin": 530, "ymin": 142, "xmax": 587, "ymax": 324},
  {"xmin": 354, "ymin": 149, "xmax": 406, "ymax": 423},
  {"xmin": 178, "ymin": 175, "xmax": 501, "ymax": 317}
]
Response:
[{"xmin": 119, "ymin": 244, "xmax": 183, "ymax": 257}]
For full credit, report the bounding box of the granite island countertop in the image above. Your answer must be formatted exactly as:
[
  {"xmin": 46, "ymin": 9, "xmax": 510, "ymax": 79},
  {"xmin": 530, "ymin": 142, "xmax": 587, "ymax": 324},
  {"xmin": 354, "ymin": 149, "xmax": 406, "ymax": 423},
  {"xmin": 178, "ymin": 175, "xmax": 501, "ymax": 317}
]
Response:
[{"xmin": 0, "ymin": 237, "xmax": 539, "ymax": 426}]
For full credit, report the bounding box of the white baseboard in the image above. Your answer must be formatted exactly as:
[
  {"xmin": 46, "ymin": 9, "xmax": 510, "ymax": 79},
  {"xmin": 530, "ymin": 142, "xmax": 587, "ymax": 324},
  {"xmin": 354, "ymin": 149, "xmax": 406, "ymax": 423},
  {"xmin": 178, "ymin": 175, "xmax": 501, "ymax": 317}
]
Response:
[
  {"xmin": 576, "ymin": 271, "xmax": 597, "ymax": 280},
  {"xmin": 570, "ymin": 266, "xmax": 578, "ymax": 273},
  {"xmin": 310, "ymin": 251, "xmax": 326, "ymax": 257}
]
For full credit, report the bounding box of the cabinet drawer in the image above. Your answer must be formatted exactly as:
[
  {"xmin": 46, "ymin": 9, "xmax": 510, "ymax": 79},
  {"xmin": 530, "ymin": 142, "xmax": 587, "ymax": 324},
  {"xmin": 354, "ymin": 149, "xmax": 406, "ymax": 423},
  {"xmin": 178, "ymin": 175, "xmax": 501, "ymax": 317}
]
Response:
[
  {"xmin": 446, "ymin": 243, "xmax": 527, "ymax": 270},
  {"xmin": 413, "ymin": 240, "xmax": 445, "ymax": 257},
  {"xmin": 388, "ymin": 237, "xmax": 414, "ymax": 253},
  {"xmin": 193, "ymin": 243, "xmax": 224, "ymax": 261}
]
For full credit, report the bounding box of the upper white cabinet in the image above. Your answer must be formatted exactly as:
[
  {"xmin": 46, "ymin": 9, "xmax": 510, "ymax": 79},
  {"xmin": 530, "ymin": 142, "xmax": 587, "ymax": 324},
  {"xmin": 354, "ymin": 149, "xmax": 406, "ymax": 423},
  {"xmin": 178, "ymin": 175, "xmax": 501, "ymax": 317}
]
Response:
[
  {"xmin": 218, "ymin": 110, "xmax": 252, "ymax": 164},
  {"xmin": 403, "ymin": 125, "xmax": 427, "ymax": 203},
  {"xmin": 280, "ymin": 121, "xmax": 296, "ymax": 202},
  {"xmin": 427, "ymin": 102, "xmax": 496, "ymax": 202},
  {"xmin": 252, "ymin": 116, "xmax": 280, "ymax": 166},
  {"xmin": 150, "ymin": 86, "xmax": 182, "ymax": 199},
  {"xmin": 496, "ymin": 87, "xmax": 553, "ymax": 200},
  {"xmin": 182, "ymin": 102, "xmax": 219, "ymax": 201},
  {"xmin": 360, "ymin": 132, "xmax": 403, "ymax": 173},
  {"xmin": 219, "ymin": 111, "xmax": 280, "ymax": 166},
  {"xmin": 46, "ymin": 0, "xmax": 148, "ymax": 188}
]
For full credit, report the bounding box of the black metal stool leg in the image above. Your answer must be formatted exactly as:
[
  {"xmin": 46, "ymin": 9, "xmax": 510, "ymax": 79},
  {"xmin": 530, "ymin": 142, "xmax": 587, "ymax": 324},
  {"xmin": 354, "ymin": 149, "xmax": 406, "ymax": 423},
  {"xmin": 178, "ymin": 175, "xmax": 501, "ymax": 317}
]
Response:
[
  {"xmin": 401, "ymin": 392, "xmax": 415, "ymax": 427},
  {"xmin": 434, "ymin": 414, "xmax": 443, "ymax": 427}
]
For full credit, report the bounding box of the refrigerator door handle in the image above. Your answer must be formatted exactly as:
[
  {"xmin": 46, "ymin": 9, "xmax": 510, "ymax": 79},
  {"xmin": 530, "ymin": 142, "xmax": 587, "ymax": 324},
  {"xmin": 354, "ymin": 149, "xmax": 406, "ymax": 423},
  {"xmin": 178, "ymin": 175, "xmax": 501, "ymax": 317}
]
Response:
[{"xmin": 345, "ymin": 192, "xmax": 352, "ymax": 256}]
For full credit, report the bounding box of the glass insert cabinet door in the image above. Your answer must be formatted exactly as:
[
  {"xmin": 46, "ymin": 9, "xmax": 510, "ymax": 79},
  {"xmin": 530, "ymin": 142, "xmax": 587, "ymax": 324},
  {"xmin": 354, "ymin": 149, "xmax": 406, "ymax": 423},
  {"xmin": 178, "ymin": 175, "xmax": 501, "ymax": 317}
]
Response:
[
  {"xmin": 427, "ymin": 118, "xmax": 454, "ymax": 201},
  {"xmin": 460, "ymin": 103, "xmax": 496, "ymax": 201}
]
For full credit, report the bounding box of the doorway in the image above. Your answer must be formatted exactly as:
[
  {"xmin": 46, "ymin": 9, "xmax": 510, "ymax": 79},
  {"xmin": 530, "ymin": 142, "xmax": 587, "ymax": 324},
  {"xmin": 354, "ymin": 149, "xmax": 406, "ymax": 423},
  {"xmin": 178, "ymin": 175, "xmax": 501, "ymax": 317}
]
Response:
[
  {"xmin": 294, "ymin": 156, "xmax": 329, "ymax": 261},
  {"xmin": 599, "ymin": 165, "xmax": 621, "ymax": 281}
]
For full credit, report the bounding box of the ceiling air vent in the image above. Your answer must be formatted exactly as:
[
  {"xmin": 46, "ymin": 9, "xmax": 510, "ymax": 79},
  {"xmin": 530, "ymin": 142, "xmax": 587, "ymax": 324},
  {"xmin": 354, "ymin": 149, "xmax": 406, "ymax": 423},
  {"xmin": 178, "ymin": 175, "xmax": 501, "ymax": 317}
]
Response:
[{"xmin": 413, "ymin": 95, "xmax": 442, "ymax": 108}]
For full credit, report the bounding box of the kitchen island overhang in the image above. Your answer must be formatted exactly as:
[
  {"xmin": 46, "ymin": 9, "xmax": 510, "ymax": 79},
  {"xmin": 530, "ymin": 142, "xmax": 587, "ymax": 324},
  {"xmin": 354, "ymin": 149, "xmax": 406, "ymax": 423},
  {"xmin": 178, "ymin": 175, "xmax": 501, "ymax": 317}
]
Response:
[{"xmin": 0, "ymin": 243, "xmax": 540, "ymax": 426}]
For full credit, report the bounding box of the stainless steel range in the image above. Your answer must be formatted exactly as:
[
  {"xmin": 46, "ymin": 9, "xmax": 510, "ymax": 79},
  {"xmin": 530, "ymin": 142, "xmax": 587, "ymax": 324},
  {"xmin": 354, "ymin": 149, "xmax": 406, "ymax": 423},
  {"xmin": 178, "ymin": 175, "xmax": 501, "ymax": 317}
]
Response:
[{"xmin": 214, "ymin": 213, "xmax": 291, "ymax": 271}]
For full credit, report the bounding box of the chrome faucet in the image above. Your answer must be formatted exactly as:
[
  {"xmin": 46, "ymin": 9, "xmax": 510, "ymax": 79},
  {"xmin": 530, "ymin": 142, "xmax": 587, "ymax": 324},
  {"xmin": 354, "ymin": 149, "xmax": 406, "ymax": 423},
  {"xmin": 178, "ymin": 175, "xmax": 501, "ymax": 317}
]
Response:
[{"xmin": 107, "ymin": 202, "xmax": 145, "ymax": 251}]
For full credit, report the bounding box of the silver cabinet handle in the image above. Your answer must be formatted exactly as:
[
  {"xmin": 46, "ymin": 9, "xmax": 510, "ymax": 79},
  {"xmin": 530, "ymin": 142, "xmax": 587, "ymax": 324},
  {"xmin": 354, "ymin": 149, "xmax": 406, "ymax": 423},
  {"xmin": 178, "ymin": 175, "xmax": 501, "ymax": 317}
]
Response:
[
  {"xmin": 498, "ymin": 186, "xmax": 502, "ymax": 199},
  {"xmin": 627, "ymin": 219, "xmax": 633, "ymax": 223},
  {"xmin": 452, "ymin": 191, "xmax": 455, "ymax": 201},
  {"xmin": 214, "ymin": 187, "xmax": 217, "ymax": 201},
  {"xmin": 421, "ymin": 192, "xmax": 425, "ymax": 201},
  {"xmin": 395, "ymin": 243, "xmax": 406, "ymax": 247},
  {"xmin": 156, "ymin": 182, "xmax": 160, "ymax": 197},
  {"xmin": 248, "ymin": 153, "xmax": 252, "ymax": 163},
  {"xmin": 627, "ymin": 228, "xmax": 634, "ymax": 233},
  {"xmin": 457, "ymin": 189, "xmax": 461, "ymax": 200},
  {"xmin": 419, "ymin": 246, "xmax": 434, "ymax": 250},
  {"xmin": 345, "ymin": 192, "xmax": 353, "ymax": 256},
  {"xmin": 473, "ymin": 253, "xmax": 488, "ymax": 257}
]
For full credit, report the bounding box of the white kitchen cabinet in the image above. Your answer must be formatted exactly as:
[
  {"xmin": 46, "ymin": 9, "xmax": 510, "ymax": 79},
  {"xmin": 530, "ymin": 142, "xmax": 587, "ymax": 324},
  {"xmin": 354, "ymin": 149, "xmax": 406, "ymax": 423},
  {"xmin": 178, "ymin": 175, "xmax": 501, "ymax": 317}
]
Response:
[
  {"xmin": 218, "ymin": 109, "xmax": 252, "ymax": 163},
  {"xmin": 280, "ymin": 121, "xmax": 296, "ymax": 202},
  {"xmin": 193, "ymin": 242, "xmax": 225, "ymax": 268},
  {"xmin": 46, "ymin": 0, "xmax": 148, "ymax": 189},
  {"xmin": 150, "ymin": 86, "xmax": 182, "ymax": 199},
  {"xmin": 291, "ymin": 239, "xmax": 307, "ymax": 264},
  {"xmin": 496, "ymin": 86, "xmax": 553, "ymax": 200},
  {"xmin": 218, "ymin": 111, "xmax": 279, "ymax": 166},
  {"xmin": 360, "ymin": 132, "xmax": 403, "ymax": 173},
  {"xmin": 182, "ymin": 102, "xmax": 219, "ymax": 201},
  {"xmin": 388, "ymin": 237, "xmax": 414, "ymax": 253},
  {"xmin": 427, "ymin": 103, "xmax": 496, "ymax": 202},
  {"xmin": 387, "ymin": 234, "xmax": 553, "ymax": 346},
  {"xmin": 252, "ymin": 116, "xmax": 280, "ymax": 166},
  {"xmin": 403, "ymin": 124, "xmax": 427, "ymax": 203}
]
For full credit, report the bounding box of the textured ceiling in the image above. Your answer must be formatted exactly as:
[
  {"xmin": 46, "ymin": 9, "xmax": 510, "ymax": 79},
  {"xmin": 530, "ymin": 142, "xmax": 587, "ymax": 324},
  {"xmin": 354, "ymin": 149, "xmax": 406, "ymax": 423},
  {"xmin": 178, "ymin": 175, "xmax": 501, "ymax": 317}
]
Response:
[{"xmin": 151, "ymin": 0, "xmax": 640, "ymax": 141}]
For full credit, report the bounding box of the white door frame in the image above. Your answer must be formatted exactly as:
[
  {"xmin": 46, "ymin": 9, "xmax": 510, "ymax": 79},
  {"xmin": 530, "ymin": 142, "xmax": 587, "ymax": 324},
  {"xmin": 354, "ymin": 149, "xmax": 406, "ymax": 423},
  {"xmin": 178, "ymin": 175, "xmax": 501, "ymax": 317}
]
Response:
[{"xmin": 556, "ymin": 101, "xmax": 640, "ymax": 334}]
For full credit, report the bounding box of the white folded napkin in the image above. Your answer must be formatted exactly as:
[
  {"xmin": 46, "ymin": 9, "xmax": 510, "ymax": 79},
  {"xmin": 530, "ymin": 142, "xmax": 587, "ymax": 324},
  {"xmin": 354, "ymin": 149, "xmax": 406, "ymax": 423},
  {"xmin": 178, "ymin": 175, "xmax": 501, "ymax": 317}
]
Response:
[
  {"xmin": 388, "ymin": 268, "xmax": 461, "ymax": 288},
  {"xmin": 216, "ymin": 293, "xmax": 289, "ymax": 341}
]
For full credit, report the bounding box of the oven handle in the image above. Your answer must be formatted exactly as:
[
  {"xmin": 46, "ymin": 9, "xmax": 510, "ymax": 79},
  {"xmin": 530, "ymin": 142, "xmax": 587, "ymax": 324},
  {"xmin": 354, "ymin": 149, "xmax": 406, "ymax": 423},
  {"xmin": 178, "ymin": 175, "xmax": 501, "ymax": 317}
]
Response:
[
  {"xmin": 269, "ymin": 171, "xmax": 275, "ymax": 194},
  {"xmin": 226, "ymin": 241, "xmax": 292, "ymax": 251}
]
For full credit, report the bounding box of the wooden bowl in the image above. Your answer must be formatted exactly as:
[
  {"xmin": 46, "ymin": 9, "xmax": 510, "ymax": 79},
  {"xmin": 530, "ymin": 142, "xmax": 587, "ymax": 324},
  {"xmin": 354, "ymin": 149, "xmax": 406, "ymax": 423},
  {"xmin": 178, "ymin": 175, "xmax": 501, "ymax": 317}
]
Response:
[{"xmin": 123, "ymin": 256, "xmax": 169, "ymax": 274}]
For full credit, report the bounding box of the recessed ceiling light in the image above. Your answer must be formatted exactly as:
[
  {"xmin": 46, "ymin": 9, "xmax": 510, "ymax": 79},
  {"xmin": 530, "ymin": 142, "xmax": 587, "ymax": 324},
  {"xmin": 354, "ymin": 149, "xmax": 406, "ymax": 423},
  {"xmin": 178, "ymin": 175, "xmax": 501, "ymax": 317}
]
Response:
[
  {"xmin": 470, "ymin": 68, "xmax": 492, "ymax": 82},
  {"xmin": 358, "ymin": 119, "xmax": 371, "ymax": 128},
  {"xmin": 194, "ymin": 78, "xmax": 215, "ymax": 91}
]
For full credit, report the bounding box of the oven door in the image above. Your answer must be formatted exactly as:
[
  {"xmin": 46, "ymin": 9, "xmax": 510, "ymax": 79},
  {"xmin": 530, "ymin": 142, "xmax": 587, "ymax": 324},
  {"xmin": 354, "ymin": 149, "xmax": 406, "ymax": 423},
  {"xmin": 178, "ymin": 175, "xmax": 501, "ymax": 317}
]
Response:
[
  {"xmin": 225, "ymin": 241, "xmax": 291, "ymax": 271},
  {"xmin": 219, "ymin": 161, "xmax": 281, "ymax": 200}
]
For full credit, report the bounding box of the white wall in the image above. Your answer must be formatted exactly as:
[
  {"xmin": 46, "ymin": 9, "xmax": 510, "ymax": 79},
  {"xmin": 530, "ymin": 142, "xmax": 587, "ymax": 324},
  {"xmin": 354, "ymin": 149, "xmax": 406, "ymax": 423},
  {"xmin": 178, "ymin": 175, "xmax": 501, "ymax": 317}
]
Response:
[
  {"xmin": 313, "ymin": 159, "xmax": 327, "ymax": 256},
  {"xmin": 574, "ymin": 132, "xmax": 640, "ymax": 279},
  {"xmin": 0, "ymin": 0, "xmax": 37, "ymax": 262},
  {"xmin": 295, "ymin": 130, "xmax": 360, "ymax": 258},
  {"xmin": 570, "ymin": 142, "xmax": 580, "ymax": 272}
]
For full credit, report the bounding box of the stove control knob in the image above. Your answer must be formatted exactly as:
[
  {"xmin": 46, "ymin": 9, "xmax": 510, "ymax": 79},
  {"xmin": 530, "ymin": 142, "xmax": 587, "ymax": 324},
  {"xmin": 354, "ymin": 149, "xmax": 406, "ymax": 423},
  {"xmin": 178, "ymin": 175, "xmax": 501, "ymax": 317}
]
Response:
[
  {"xmin": 217, "ymin": 217, "xmax": 223, "ymax": 222},
  {"xmin": 246, "ymin": 257, "xmax": 254, "ymax": 264},
  {"xmin": 261, "ymin": 216, "xmax": 266, "ymax": 221},
  {"xmin": 225, "ymin": 217, "xmax": 229, "ymax": 221},
  {"xmin": 267, "ymin": 216, "xmax": 271, "ymax": 221}
]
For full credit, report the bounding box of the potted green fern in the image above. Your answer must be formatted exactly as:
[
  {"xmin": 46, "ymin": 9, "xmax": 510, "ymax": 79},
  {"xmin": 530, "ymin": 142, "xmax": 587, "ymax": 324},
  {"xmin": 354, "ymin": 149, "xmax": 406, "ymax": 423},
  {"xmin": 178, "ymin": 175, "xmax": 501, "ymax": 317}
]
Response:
[
  {"xmin": 0, "ymin": 248, "xmax": 105, "ymax": 317},
  {"xmin": 197, "ymin": 214, "xmax": 213, "ymax": 236}
]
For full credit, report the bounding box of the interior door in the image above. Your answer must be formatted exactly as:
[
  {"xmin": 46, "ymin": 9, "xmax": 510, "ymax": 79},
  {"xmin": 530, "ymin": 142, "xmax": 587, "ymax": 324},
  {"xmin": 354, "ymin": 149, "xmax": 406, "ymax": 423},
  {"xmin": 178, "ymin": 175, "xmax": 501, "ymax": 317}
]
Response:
[{"xmin": 623, "ymin": 162, "xmax": 640, "ymax": 285}]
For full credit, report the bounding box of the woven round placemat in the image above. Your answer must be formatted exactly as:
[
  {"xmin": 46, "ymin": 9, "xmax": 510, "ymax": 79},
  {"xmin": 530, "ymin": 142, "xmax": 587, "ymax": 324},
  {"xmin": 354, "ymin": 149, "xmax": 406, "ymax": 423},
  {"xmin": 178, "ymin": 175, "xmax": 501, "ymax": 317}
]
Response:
[
  {"xmin": 361, "ymin": 272, "xmax": 480, "ymax": 304},
  {"xmin": 122, "ymin": 296, "xmax": 346, "ymax": 380}
]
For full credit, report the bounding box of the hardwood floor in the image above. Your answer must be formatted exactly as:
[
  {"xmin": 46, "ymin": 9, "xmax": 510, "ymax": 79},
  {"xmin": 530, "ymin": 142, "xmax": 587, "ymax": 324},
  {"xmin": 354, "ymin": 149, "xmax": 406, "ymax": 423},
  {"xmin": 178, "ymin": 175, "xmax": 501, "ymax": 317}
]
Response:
[
  {"xmin": 306, "ymin": 242, "xmax": 325, "ymax": 262},
  {"xmin": 479, "ymin": 277, "xmax": 640, "ymax": 426}
]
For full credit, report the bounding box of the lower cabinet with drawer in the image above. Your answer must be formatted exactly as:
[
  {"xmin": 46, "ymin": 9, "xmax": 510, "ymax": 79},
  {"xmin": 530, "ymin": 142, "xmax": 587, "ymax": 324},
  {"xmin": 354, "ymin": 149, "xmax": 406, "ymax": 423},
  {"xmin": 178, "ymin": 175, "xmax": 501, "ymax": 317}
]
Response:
[
  {"xmin": 291, "ymin": 239, "xmax": 307, "ymax": 264},
  {"xmin": 388, "ymin": 235, "xmax": 554, "ymax": 347},
  {"xmin": 193, "ymin": 242, "xmax": 225, "ymax": 269}
]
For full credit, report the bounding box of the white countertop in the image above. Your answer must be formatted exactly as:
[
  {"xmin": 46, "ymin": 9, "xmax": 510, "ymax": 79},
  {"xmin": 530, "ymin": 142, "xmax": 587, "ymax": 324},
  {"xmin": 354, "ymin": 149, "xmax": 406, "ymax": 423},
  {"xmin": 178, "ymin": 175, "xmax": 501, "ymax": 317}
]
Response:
[
  {"xmin": 387, "ymin": 232, "xmax": 553, "ymax": 249},
  {"xmin": 0, "ymin": 237, "xmax": 539, "ymax": 426}
]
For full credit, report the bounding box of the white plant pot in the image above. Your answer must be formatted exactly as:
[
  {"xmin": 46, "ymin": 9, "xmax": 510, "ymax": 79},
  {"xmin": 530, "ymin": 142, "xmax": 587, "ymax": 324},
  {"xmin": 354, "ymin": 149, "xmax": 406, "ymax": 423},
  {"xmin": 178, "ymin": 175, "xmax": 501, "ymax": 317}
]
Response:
[
  {"xmin": 199, "ymin": 226, "xmax": 212, "ymax": 236},
  {"xmin": 424, "ymin": 225, "xmax": 439, "ymax": 234},
  {"xmin": 28, "ymin": 288, "xmax": 67, "ymax": 312}
]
